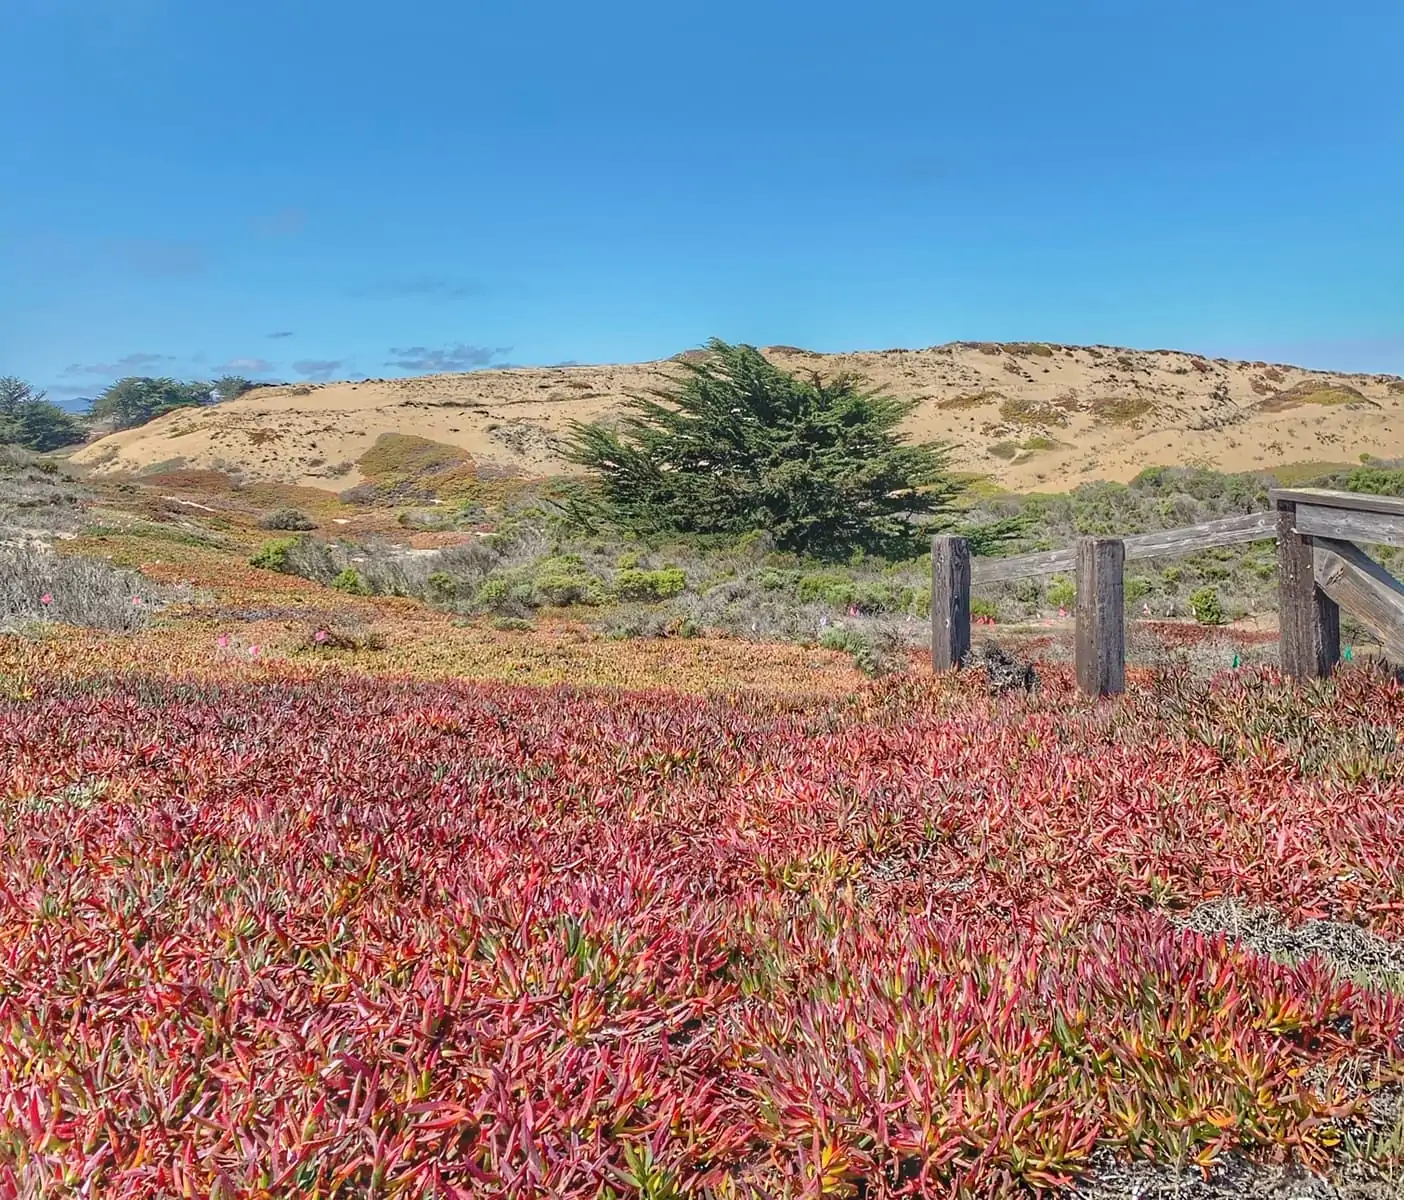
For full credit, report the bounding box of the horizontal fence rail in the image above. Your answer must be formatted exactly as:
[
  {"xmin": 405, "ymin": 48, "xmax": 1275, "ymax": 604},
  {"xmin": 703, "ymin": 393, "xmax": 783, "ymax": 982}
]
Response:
[
  {"xmin": 937, "ymin": 487, "xmax": 1404, "ymax": 695},
  {"xmin": 970, "ymin": 511, "xmax": 1277, "ymax": 585}
]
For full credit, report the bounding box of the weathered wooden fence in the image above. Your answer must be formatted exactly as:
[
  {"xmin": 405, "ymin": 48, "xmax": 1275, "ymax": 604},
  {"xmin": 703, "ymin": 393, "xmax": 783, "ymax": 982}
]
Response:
[{"xmin": 932, "ymin": 487, "xmax": 1404, "ymax": 696}]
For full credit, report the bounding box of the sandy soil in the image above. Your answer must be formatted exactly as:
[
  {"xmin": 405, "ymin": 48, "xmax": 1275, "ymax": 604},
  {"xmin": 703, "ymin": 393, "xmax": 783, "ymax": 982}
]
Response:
[{"xmin": 69, "ymin": 342, "xmax": 1404, "ymax": 491}]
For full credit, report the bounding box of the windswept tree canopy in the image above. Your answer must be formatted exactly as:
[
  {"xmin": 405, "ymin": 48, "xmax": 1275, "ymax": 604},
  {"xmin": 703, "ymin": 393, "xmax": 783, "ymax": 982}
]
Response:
[
  {"xmin": 88, "ymin": 377, "xmax": 213, "ymax": 431},
  {"xmin": 564, "ymin": 339, "xmax": 963, "ymax": 560},
  {"xmin": 212, "ymin": 374, "xmax": 259, "ymax": 402},
  {"xmin": 0, "ymin": 377, "xmax": 86, "ymax": 452}
]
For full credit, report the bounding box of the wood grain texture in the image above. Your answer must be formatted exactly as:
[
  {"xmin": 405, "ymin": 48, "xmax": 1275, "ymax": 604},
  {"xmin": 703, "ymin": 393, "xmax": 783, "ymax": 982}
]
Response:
[
  {"xmin": 930, "ymin": 536, "xmax": 971, "ymax": 671},
  {"xmin": 1313, "ymin": 538, "xmax": 1404, "ymax": 664},
  {"xmin": 1269, "ymin": 488, "xmax": 1404, "ymax": 518},
  {"xmin": 1292, "ymin": 504, "xmax": 1404, "ymax": 550},
  {"xmin": 1276, "ymin": 500, "xmax": 1340, "ymax": 680},
  {"xmin": 1074, "ymin": 537, "xmax": 1125, "ymax": 697}
]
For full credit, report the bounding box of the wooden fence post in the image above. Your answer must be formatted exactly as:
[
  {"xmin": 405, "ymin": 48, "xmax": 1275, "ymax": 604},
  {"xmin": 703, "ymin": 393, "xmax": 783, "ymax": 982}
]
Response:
[
  {"xmin": 931, "ymin": 535, "xmax": 970, "ymax": 671},
  {"xmin": 1075, "ymin": 537, "xmax": 1125, "ymax": 697},
  {"xmin": 1275, "ymin": 498, "xmax": 1339, "ymax": 680}
]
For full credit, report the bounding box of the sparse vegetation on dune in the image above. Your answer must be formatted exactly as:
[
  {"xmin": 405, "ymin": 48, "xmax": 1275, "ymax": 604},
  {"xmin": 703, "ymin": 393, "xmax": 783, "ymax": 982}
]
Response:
[{"xmin": 44, "ymin": 341, "xmax": 1404, "ymax": 493}]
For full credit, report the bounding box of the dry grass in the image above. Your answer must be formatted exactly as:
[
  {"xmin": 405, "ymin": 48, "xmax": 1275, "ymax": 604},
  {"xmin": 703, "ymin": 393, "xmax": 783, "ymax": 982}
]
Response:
[
  {"xmin": 0, "ymin": 446, "xmax": 90, "ymax": 542},
  {"xmin": 999, "ymin": 394, "xmax": 1071, "ymax": 426},
  {"xmin": 1178, "ymin": 898, "xmax": 1404, "ymax": 993},
  {"xmin": 1090, "ymin": 395, "xmax": 1155, "ymax": 424},
  {"xmin": 1260, "ymin": 381, "xmax": 1371, "ymax": 412},
  {"xmin": 937, "ymin": 390, "xmax": 1001, "ymax": 410},
  {"xmin": 0, "ymin": 542, "xmax": 193, "ymax": 633}
]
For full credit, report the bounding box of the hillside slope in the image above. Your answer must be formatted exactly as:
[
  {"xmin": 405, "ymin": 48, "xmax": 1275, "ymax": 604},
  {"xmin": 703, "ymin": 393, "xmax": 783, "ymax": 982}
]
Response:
[{"xmin": 70, "ymin": 342, "xmax": 1404, "ymax": 491}]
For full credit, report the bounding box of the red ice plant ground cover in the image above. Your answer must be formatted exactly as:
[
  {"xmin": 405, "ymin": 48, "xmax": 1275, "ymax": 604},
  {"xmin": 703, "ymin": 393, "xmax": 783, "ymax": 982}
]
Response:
[{"xmin": 0, "ymin": 663, "xmax": 1402, "ymax": 1196}]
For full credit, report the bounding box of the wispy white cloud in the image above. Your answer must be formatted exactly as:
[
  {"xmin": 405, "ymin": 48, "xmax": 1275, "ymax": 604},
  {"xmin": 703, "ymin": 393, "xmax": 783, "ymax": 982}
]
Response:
[
  {"xmin": 291, "ymin": 359, "xmax": 346, "ymax": 381},
  {"xmin": 217, "ymin": 357, "xmax": 278, "ymax": 375},
  {"xmin": 60, "ymin": 352, "xmax": 177, "ymax": 377},
  {"xmin": 385, "ymin": 343, "xmax": 512, "ymax": 372}
]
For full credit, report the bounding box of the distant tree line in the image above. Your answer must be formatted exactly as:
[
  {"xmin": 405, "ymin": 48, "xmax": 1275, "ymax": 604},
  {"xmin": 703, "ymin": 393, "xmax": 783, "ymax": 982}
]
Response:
[{"xmin": 0, "ymin": 373, "xmax": 276, "ymax": 453}]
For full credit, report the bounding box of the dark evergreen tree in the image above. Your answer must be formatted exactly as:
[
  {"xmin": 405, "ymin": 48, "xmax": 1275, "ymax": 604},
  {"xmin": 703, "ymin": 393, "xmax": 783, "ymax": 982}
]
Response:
[
  {"xmin": 0, "ymin": 377, "xmax": 86, "ymax": 452},
  {"xmin": 88, "ymin": 377, "xmax": 213, "ymax": 430},
  {"xmin": 564, "ymin": 339, "xmax": 964, "ymax": 560}
]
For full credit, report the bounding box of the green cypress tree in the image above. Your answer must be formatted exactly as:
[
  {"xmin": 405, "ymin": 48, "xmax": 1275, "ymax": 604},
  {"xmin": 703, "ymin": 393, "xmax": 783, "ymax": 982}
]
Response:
[{"xmin": 564, "ymin": 339, "xmax": 963, "ymax": 560}]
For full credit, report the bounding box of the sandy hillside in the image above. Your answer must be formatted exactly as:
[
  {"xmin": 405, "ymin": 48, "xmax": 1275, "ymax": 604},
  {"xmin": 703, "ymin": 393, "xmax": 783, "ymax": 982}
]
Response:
[{"xmin": 70, "ymin": 342, "xmax": 1404, "ymax": 491}]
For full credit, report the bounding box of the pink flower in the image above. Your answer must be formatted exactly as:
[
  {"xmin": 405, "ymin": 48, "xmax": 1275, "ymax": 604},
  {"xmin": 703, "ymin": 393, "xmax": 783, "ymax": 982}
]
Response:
[
  {"xmin": 249, "ymin": 644, "xmax": 260, "ymax": 657},
  {"xmin": 1058, "ymin": 606, "xmax": 1067, "ymax": 619},
  {"xmin": 40, "ymin": 593, "xmax": 52, "ymax": 606},
  {"xmin": 217, "ymin": 634, "xmax": 230, "ymax": 649},
  {"xmin": 314, "ymin": 629, "xmax": 328, "ymax": 644},
  {"xmin": 132, "ymin": 597, "xmax": 143, "ymax": 607}
]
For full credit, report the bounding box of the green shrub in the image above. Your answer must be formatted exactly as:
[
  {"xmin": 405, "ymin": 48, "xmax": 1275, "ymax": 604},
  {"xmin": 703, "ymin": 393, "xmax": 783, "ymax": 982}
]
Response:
[
  {"xmin": 757, "ymin": 568, "xmax": 798, "ymax": 591},
  {"xmin": 331, "ymin": 567, "xmax": 370, "ymax": 595},
  {"xmin": 1124, "ymin": 576, "xmax": 1152, "ymax": 605},
  {"xmin": 1343, "ymin": 466, "xmax": 1404, "ymax": 497},
  {"xmin": 793, "ymin": 572, "xmax": 911, "ymax": 613},
  {"xmin": 476, "ymin": 576, "xmax": 513, "ymax": 610},
  {"xmin": 426, "ymin": 571, "xmax": 458, "ymax": 602},
  {"xmin": 1046, "ymin": 576, "xmax": 1075, "ymax": 610},
  {"xmin": 249, "ymin": 536, "xmax": 302, "ymax": 573},
  {"xmin": 259, "ymin": 507, "xmax": 317, "ymax": 531},
  {"xmin": 475, "ymin": 573, "xmax": 534, "ymax": 612},
  {"xmin": 1188, "ymin": 585, "xmax": 1225, "ymax": 626},
  {"xmin": 819, "ymin": 628, "xmax": 866, "ymax": 654},
  {"xmin": 797, "ymin": 571, "xmax": 852, "ymax": 605},
  {"xmin": 531, "ymin": 556, "xmax": 605, "ymax": 606},
  {"xmin": 1012, "ymin": 578, "xmax": 1041, "ymax": 606},
  {"xmin": 613, "ymin": 566, "xmax": 686, "ymax": 601},
  {"xmin": 971, "ymin": 597, "xmax": 998, "ymax": 621},
  {"xmin": 816, "ymin": 627, "xmax": 898, "ymax": 677},
  {"xmin": 491, "ymin": 616, "xmax": 534, "ymax": 632}
]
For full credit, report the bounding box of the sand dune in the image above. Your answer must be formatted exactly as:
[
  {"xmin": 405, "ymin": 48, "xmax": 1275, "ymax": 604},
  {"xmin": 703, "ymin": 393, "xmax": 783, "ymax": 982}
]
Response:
[{"xmin": 70, "ymin": 342, "xmax": 1404, "ymax": 491}]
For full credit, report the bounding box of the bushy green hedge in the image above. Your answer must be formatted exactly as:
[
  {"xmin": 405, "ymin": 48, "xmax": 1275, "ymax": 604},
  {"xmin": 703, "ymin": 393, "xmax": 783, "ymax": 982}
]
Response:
[
  {"xmin": 249, "ymin": 536, "xmax": 303, "ymax": 573},
  {"xmin": 613, "ymin": 567, "xmax": 686, "ymax": 601}
]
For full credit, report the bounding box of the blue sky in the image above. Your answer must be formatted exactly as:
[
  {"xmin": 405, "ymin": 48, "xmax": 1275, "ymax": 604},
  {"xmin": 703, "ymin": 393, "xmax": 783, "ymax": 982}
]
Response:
[{"xmin": 2, "ymin": 0, "xmax": 1400, "ymax": 405}]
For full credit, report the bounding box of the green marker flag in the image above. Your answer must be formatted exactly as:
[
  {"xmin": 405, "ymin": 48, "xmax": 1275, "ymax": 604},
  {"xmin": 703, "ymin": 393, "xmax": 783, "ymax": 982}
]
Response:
[
  {"xmin": 1344, "ymin": 647, "xmax": 1354, "ymax": 662},
  {"xmin": 1231, "ymin": 653, "xmax": 1240, "ymax": 669}
]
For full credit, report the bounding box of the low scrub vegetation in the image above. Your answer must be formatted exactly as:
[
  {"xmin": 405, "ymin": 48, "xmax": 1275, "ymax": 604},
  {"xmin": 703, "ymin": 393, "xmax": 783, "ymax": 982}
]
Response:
[
  {"xmin": 1, "ymin": 662, "xmax": 1402, "ymax": 1194},
  {"xmin": 0, "ymin": 444, "xmax": 89, "ymax": 540},
  {"xmin": 233, "ymin": 459, "xmax": 1404, "ymax": 664},
  {"xmin": 0, "ymin": 542, "xmax": 185, "ymax": 632},
  {"xmin": 1257, "ymin": 381, "xmax": 1371, "ymax": 413},
  {"xmin": 258, "ymin": 506, "xmax": 318, "ymax": 531}
]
